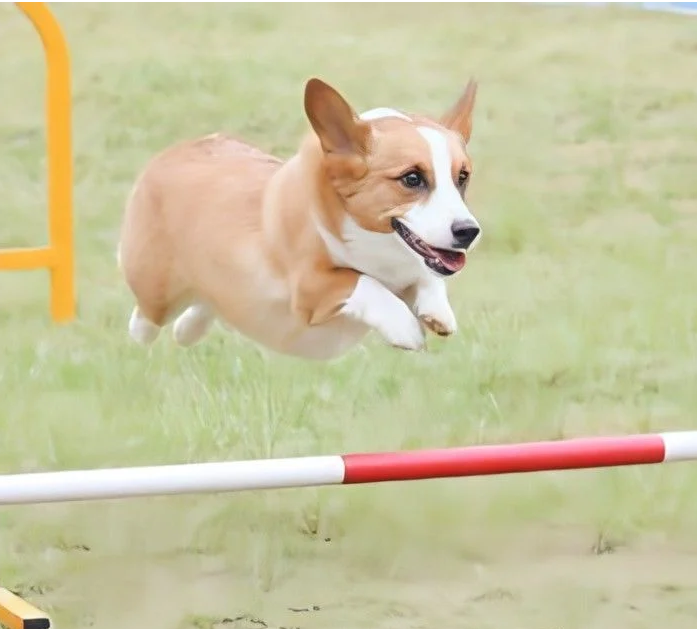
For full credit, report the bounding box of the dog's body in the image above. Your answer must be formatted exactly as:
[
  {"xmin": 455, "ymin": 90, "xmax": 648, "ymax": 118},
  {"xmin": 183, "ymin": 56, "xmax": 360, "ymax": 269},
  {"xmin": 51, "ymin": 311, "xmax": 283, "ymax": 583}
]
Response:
[{"xmin": 118, "ymin": 79, "xmax": 481, "ymax": 360}]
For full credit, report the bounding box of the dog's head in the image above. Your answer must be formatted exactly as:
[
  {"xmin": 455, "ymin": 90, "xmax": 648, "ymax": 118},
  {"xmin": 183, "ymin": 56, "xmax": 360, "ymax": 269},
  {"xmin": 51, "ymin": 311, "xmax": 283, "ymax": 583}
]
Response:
[{"xmin": 304, "ymin": 77, "xmax": 481, "ymax": 277}]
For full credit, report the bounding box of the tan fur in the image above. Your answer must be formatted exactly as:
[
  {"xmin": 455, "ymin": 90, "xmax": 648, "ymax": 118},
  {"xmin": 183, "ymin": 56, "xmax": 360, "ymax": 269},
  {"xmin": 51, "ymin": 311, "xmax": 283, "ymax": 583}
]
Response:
[{"xmin": 118, "ymin": 78, "xmax": 479, "ymax": 360}]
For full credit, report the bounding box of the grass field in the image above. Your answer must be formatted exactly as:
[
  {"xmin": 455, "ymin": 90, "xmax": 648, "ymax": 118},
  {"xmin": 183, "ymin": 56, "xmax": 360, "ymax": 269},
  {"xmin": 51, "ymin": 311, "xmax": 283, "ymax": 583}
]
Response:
[{"xmin": 2, "ymin": 3, "xmax": 697, "ymax": 628}]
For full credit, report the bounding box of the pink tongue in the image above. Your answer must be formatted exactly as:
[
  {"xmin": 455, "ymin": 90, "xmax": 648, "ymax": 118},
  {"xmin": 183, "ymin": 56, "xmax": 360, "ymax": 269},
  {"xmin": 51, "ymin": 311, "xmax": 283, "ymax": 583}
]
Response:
[{"xmin": 434, "ymin": 248, "xmax": 466, "ymax": 272}]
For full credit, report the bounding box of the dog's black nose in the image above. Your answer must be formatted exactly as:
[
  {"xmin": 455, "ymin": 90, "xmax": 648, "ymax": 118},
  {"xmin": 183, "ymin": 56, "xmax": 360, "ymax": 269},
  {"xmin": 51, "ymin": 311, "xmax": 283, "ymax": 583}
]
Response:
[{"xmin": 451, "ymin": 220, "xmax": 480, "ymax": 249}]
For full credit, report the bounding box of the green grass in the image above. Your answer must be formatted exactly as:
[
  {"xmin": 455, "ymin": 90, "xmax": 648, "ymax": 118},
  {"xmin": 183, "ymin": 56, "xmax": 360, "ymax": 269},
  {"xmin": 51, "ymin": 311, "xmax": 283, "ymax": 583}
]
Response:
[{"xmin": 2, "ymin": 3, "xmax": 697, "ymax": 628}]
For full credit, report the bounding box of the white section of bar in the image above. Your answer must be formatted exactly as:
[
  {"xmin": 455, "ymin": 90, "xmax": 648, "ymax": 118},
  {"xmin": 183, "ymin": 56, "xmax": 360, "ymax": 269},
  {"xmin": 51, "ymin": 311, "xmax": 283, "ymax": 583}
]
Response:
[
  {"xmin": 660, "ymin": 431, "xmax": 697, "ymax": 462},
  {"xmin": 0, "ymin": 456, "xmax": 346, "ymax": 505}
]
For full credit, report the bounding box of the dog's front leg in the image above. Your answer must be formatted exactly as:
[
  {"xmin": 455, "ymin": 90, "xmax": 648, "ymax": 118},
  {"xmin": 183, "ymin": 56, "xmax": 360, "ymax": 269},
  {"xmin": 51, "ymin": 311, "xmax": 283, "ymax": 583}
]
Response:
[
  {"xmin": 294, "ymin": 268, "xmax": 425, "ymax": 351},
  {"xmin": 411, "ymin": 275, "xmax": 458, "ymax": 337}
]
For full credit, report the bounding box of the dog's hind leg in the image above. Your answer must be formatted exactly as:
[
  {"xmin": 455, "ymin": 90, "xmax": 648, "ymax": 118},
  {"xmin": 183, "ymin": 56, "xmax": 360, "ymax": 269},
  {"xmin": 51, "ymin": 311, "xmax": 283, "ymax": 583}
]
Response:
[
  {"xmin": 129, "ymin": 305, "xmax": 162, "ymax": 345},
  {"xmin": 173, "ymin": 304, "xmax": 215, "ymax": 347}
]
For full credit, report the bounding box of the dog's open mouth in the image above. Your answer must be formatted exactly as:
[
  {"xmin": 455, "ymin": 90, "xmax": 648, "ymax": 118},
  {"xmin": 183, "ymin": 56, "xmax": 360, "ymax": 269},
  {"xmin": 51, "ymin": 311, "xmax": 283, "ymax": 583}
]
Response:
[{"xmin": 391, "ymin": 218, "xmax": 466, "ymax": 276}]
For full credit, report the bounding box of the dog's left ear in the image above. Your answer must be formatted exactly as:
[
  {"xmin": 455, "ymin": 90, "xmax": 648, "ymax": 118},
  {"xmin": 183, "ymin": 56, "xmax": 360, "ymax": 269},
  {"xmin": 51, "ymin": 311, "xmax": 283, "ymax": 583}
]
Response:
[
  {"xmin": 304, "ymin": 78, "xmax": 370, "ymax": 156},
  {"xmin": 440, "ymin": 79, "xmax": 477, "ymax": 143}
]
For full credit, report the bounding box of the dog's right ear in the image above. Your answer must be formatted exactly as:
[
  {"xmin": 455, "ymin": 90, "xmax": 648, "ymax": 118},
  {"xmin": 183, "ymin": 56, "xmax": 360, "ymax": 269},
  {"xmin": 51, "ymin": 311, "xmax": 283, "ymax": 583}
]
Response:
[
  {"xmin": 304, "ymin": 78, "xmax": 370, "ymax": 156},
  {"xmin": 440, "ymin": 78, "xmax": 477, "ymax": 143}
]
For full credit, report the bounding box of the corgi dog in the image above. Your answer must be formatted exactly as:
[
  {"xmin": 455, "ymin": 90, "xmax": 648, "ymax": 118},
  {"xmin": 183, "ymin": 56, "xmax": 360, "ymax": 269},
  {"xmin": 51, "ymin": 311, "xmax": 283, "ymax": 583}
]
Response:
[{"xmin": 118, "ymin": 78, "xmax": 482, "ymax": 361}]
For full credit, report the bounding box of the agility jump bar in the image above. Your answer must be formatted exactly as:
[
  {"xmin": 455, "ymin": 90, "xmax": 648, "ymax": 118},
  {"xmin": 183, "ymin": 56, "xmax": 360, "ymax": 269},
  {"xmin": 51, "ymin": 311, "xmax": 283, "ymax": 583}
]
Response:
[{"xmin": 1, "ymin": 431, "xmax": 696, "ymax": 506}]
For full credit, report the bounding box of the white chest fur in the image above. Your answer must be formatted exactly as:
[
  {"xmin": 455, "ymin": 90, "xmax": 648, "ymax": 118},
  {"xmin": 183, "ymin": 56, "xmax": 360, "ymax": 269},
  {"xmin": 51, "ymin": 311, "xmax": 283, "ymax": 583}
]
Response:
[{"xmin": 317, "ymin": 215, "xmax": 426, "ymax": 294}]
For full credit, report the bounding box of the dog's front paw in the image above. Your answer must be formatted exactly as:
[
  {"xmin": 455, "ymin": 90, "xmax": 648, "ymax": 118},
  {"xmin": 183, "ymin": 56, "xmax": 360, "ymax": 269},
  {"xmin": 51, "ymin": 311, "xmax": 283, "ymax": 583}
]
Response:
[
  {"xmin": 418, "ymin": 313, "xmax": 456, "ymax": 337},
  {"xmin": 412, "ymin": 279, "xmax": 458, "ymax": 338},
  {"xmin": 382, "ymin": 313, "xmax": 426, "ymax": 351},
  {"xmin": 415, "ymin": 302, "xmax": 457, "ymax": 336}
]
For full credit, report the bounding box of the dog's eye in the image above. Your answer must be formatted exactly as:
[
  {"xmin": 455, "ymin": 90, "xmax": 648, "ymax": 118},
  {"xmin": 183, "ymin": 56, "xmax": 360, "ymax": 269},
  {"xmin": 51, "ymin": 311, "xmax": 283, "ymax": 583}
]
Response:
[
  {"xmin": 458, "ymin": 169, "xmax": 470, "ymax": 187},
  {"xmin": 401, "ymin": 170, "xmax": 426, "ymax": 189}
]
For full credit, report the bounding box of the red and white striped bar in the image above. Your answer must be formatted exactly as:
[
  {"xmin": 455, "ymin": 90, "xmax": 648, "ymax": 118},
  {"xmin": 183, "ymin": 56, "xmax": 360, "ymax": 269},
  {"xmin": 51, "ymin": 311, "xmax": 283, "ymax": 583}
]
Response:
[{"xmin": 1, "ymin": 431, "xmax": 696, "ymax": 505}]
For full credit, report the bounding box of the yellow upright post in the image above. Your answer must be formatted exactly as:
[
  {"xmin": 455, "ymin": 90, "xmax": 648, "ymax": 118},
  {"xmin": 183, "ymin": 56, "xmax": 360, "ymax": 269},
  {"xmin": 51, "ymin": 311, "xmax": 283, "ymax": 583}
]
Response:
[{"xmin": 0, "ymin": 2, "xmax": 75, "ymax": 323}]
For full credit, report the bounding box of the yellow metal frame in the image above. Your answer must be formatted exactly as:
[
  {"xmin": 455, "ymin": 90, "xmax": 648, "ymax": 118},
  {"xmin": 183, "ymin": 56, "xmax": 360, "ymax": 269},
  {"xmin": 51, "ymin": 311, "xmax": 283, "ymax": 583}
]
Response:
[
  {"xmin": 1, "ymin": 2, "xmax": 75, "ymax": 323},
  {"xmin": 0, "ymin": 587, "xmax": 50, "ymax": 629}
]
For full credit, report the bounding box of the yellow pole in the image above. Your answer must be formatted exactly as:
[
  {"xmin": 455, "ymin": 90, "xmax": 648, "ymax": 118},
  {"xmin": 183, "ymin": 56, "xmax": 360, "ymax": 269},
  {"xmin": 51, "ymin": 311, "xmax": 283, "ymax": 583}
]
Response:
[
  {"xmin": 0, "ymin": 587, "xmax": 50, "ymax": 629},
  {"xmin": 0, "ymin": 3, "xmax": 75, "ymax": 323}
]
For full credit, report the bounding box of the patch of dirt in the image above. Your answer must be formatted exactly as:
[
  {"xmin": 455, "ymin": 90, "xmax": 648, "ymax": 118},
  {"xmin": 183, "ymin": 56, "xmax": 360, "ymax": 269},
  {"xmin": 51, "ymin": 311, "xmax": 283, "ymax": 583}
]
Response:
[{"xmin": 37, "ymin": 534, "xmax": 697, "ymax": 629}]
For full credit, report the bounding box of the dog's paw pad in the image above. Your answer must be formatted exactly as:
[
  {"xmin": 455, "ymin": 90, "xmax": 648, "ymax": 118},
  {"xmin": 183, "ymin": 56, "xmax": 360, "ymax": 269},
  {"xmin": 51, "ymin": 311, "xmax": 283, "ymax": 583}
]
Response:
[
  {"xmin": 389, "ymin": 339, "xmax": 427, "ymax": 352},
  {"xmin": 419, "ymin": 315, "xmax": 454, "ymax": 337}
]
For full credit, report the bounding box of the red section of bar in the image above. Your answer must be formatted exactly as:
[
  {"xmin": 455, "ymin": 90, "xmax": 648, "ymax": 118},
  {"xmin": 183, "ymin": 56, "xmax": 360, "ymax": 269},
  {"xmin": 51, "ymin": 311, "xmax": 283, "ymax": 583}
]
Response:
[{"xmin": 342, "ymin": 434, "xmax": 666, "ymax": 484}]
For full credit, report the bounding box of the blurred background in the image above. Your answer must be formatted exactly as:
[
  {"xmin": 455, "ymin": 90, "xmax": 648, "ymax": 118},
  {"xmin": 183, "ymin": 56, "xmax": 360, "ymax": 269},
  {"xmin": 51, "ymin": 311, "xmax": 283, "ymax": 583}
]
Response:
[{"xmin": 1, "ymin": 3, "xmax": 697, "ymax": 629}]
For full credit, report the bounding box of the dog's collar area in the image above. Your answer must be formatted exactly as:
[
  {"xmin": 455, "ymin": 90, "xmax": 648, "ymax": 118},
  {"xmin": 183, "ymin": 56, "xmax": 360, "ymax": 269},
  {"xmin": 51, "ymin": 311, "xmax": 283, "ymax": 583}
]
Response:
[{"xmin": 390, "ymin": 218, "xmax": 466, "ymax": 276}]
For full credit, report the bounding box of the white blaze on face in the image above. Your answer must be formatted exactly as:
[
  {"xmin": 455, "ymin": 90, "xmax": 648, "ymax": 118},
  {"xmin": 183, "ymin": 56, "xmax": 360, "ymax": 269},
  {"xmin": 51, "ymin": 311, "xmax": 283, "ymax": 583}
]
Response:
[{"xmin": 401, "ymin": 126, "xmax": 480, "ymax": 250}]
